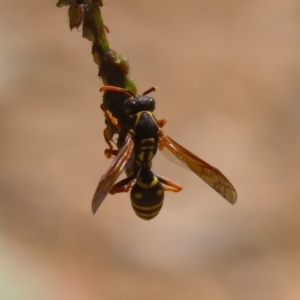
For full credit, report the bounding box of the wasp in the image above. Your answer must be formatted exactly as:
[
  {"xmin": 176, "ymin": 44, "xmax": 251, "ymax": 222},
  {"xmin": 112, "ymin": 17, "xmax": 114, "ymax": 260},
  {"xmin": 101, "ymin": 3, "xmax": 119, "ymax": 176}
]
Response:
[{"xmin": 92, "ymin": 86, "xmax": 237, "ymax": 220}]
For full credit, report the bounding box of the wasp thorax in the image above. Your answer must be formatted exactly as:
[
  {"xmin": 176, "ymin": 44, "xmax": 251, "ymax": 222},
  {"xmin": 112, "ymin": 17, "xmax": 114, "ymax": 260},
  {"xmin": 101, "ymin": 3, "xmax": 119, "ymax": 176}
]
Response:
[{"xmin": 124, "ymin": 96, "xmax": 156, "ymax": 114}]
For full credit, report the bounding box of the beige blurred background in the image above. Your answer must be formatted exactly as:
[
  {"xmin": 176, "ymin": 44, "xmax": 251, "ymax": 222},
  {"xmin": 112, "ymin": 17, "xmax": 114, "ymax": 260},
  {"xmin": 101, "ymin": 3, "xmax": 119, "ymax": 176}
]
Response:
[{"xmin": 1, "ymin": 0, "xmax": 300, "ymax": 299}]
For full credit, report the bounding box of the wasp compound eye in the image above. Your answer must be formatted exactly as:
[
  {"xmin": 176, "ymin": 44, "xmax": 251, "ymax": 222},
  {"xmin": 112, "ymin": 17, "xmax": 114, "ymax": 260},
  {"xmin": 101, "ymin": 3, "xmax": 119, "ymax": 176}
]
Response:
[{"xmin": 124, "ymin": 99, "xmax": 136, "ymax": 114}]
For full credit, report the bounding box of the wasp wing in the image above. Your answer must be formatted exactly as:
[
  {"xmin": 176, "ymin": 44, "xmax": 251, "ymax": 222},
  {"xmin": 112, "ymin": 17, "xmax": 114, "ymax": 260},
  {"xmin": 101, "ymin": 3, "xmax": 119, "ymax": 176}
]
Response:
[
  {"xmin": 92, "ymin": 135, "xmax": 134, "ymax": 214},
  {"xmin": 160, "ymin": 133, "xmax": 237, "ymax": 205}
]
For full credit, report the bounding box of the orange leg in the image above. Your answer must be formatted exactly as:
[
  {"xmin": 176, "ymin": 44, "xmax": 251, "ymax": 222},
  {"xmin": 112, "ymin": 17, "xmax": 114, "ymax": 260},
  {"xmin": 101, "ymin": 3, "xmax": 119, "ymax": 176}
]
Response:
[
  {"xmin": 109, "ymin": 173, "xmax": 137, "ymax": 194},
  {"xmin": 157, "ymin": 175, "xmax": 182, "ymax": 192},
  {"xmin": 100, "ymin": 104, "xmax": 122, "ymax": 157},
  {"xmin": 110, "ymin": 183, "xmax": 133, "ymax": 194},
  {"xmin": 103, "ymin": 128, "xmax": 114, "ymax": 150},
  {"xmin": 102, "ymin": 128, "xmax": 119, "ymax": 158},
  {"xmin": 104, "ymin": 148, "xmax": 118, "ymax": 159},
  {"xmin": 157, "ymin": 128, "xmax": 167, "ymax": 151},
  {"xmin": 157, "ymin": 119, "xmax": 167, "ymax": 128},
  {"xmin": 100, "ymin": 85, "xmax": 136, "ymax": 98},
  {"xmin": 100, "ymin": 104, "xmax": 121, "ymax": 132}
]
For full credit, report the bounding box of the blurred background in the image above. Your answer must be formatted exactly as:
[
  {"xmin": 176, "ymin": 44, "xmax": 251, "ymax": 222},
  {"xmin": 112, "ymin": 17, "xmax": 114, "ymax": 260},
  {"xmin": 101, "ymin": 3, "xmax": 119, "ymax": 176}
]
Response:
[{"xmin": 1, "ymin": 0, "xmax": 300, "ymax": 299}]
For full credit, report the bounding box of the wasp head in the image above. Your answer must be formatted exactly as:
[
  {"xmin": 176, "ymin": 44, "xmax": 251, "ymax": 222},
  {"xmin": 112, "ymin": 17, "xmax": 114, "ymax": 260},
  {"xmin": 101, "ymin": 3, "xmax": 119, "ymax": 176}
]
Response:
[{"xmin": 124, "ymin": 96, "xmax": 156, "ymax": 115}]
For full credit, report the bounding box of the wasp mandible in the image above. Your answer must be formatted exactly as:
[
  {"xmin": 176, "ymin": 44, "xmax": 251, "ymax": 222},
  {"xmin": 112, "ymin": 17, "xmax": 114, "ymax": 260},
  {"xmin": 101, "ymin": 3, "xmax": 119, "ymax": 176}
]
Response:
[{"xmin": 92, "ymin": 86, "xmax": 237, "ymax": 220}]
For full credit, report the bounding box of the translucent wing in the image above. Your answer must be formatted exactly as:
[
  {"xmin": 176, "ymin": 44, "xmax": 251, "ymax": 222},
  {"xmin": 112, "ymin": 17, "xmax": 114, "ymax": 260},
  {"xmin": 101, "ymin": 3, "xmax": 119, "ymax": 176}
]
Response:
[
  {"xmin": 160, "ymin": 133, "xmax": 237, "ymax": 204},
  {"xmin": 92, "ymin": 134, "xmax": 134, "ymax": 214}
]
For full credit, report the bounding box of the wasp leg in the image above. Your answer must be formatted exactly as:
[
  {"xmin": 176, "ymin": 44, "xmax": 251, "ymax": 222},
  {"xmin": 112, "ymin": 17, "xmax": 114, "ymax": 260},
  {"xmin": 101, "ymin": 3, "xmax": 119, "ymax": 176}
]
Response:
[
  {"xmin": 100, "ymin": 104, "xmax": 121, "ymax": 132},
  {"xmin": 100, "ymin": 85, "xmax": 136, "ymax": 98},
  {"xmin": 100, "ymin": 103, "xmax": 122, "ymax": 158},
  {"xmin": 157, "ymin": 119, "xmax": 167, "ymax": 128},
  {"xmin": 102, "ymin": 128, "xmax": 114, "ymax": 149},
  {"xmin": 157, "ymin": 128, "xmax": 167, "ymax": 151},
  {"xmin": 102, "ymin": 129, "xmax": 119, "ymax": 158},
  {"xmin": 109, "ymin": 173, "xmax": 137, "ymax": 194},
  {"xmin": 156, "ymin": 175, "xmax": 183, "ymax": 192},
  {"xmin": 104, "ymin": 148, "xmax": 119, "ymax": 159}
]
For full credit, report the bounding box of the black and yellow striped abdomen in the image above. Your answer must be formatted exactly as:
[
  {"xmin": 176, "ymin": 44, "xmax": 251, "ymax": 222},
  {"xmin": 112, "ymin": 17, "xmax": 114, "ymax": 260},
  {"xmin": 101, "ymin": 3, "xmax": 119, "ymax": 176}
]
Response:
[{"xmin": 130, "ymin": 167, "xmax": 164, "ymax": 220}]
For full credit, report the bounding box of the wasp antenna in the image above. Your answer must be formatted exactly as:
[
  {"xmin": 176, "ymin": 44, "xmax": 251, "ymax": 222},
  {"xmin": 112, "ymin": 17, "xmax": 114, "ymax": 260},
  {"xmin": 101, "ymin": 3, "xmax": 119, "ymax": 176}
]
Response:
[
  {"xmin": 142, "ymin": 86, "xmax": 157, "ymax": 96},
  {"xmin": 100, "ymin": 85, "xmax": 136, "ymax": 98},
  {"xmin": 124, "ymin": 89, "xmax": 136, "ymax": 98}
]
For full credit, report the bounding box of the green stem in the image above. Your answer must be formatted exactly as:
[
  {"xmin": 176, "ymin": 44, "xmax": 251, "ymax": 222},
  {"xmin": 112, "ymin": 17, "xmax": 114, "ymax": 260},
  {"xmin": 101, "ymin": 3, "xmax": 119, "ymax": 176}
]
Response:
[{"xmin": 56, "ymin": 0, "xmax": 136, "ymax": 147}]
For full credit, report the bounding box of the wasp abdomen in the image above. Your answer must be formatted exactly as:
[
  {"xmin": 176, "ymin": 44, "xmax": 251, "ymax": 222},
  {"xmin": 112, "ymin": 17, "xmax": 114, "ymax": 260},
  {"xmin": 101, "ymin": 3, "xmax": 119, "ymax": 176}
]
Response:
[{"xmin": 130, "ymin": 168, "xmax": 164, "ymax": 220}]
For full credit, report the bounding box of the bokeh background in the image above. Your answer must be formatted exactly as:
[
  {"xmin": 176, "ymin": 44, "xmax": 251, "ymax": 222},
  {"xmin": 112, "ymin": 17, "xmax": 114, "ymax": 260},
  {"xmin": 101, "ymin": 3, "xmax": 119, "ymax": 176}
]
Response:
[{"xmin": 1, "ymin": 0, "xmax": 300, "ymax": 299}]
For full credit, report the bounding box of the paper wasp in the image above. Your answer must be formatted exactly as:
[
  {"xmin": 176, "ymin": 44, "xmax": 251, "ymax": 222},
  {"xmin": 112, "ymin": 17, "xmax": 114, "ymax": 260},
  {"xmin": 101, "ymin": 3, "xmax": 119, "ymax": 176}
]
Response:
[{"xmin": 92, "ymin": 86, "xmax": 237, "ymax": 220}]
